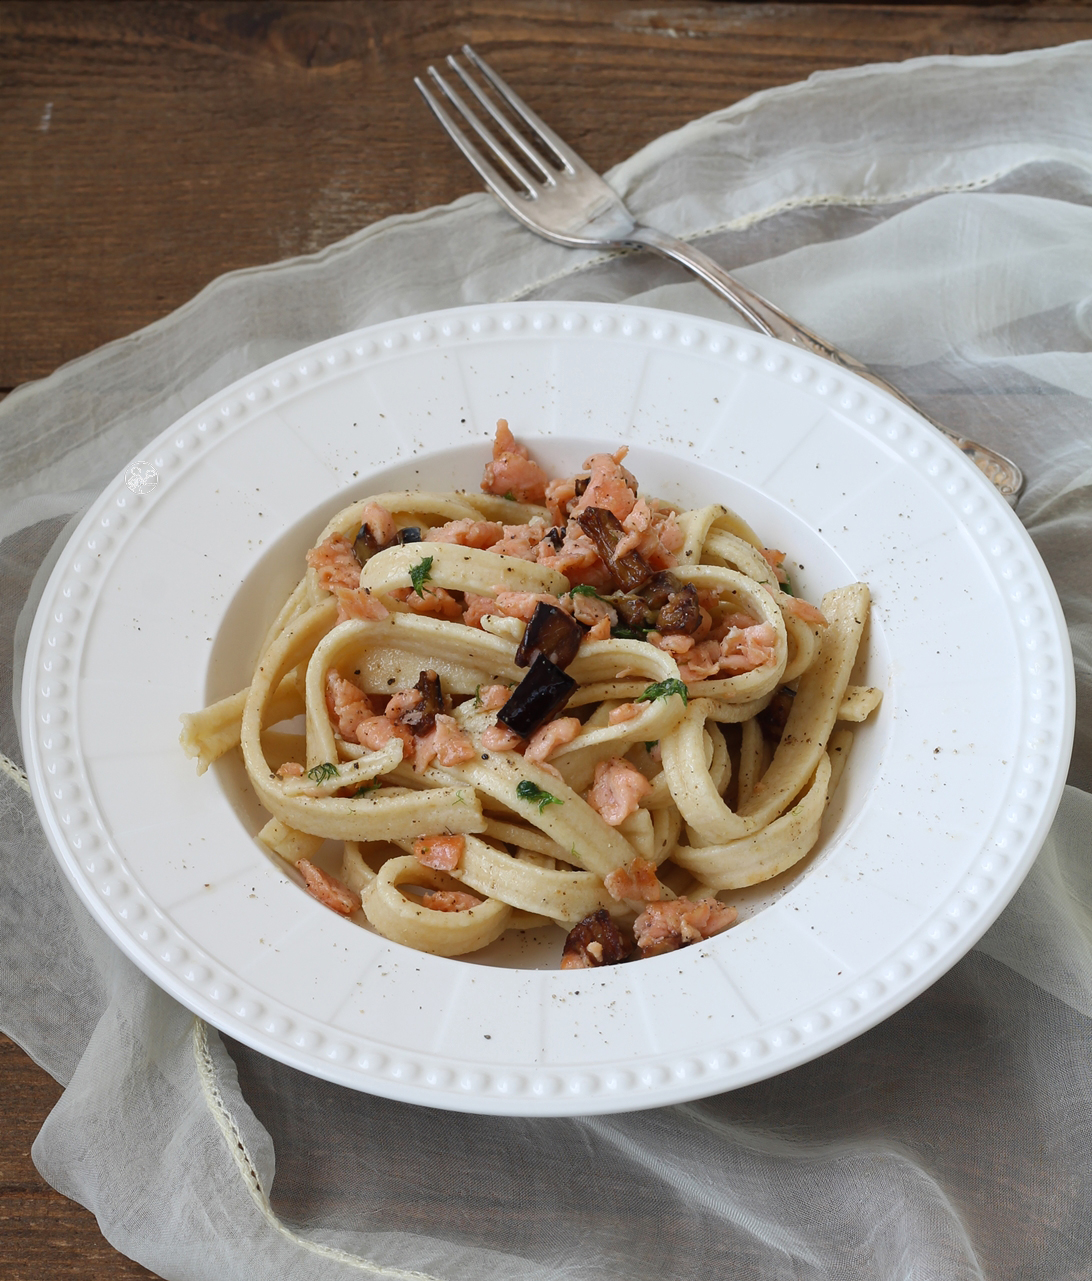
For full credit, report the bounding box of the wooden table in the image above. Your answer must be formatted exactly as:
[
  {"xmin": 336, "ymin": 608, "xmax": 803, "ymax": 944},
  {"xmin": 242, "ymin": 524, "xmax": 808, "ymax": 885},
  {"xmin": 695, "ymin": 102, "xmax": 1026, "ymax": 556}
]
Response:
[{"xmin": 2, "ymin": 3, "xmax": 1090, "ymax": 1276}]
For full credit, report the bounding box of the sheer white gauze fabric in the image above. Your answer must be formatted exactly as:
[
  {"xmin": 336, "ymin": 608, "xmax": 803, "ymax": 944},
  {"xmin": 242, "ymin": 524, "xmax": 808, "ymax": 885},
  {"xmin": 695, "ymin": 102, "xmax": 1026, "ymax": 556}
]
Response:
[{"xmin": 2, "ymin": 41, "xmax": 1091, "ymax": 1281}]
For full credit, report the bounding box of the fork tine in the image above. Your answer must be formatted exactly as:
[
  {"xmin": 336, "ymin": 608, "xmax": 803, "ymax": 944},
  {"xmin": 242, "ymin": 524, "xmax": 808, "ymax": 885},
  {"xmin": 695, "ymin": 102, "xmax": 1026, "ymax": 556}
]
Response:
[
  {"xmin": 461, "ymin": 45, "xmax": 584, "ymax": 176},
  {"xmin": 424, "ymin": 65, "xmax": 541, "ymax": 198},
  {"xmin": 415, "ymin": 75, "xmax": 522, "ymax": 205},
  {"xmin": 444, "ymin": 54, "xmax": 555, "ymax": 186}
]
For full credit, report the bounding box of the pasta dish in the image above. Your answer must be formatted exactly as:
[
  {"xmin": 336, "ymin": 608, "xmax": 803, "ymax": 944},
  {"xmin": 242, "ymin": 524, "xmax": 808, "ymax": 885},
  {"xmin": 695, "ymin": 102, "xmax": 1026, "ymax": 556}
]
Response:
[{"xmin": 181, "ymin": 424, "xmax": 880, "ymax": 968}]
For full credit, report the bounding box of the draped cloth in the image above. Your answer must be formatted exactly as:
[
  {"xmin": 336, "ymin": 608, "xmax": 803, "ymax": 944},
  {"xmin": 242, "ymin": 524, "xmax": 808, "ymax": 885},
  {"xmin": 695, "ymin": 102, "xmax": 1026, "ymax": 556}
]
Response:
[{"xmin": 3, "ymin": 41, "xmax": 1091, "ymax": 1279}]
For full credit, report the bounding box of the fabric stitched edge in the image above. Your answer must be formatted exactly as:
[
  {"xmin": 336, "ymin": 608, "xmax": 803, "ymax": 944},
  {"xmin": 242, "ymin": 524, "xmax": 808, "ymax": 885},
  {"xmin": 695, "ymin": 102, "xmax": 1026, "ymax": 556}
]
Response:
[
  {"xmin": 191, "ymin": 1017, "xmax": 445, "ymax": 1281},
  {"xmin": 501, "ymin": 160, "xmax": 1043, "ymax": 303},
  {"xmin": 1, "ymin": 753, "xmax": 30, "ymax": 794}
]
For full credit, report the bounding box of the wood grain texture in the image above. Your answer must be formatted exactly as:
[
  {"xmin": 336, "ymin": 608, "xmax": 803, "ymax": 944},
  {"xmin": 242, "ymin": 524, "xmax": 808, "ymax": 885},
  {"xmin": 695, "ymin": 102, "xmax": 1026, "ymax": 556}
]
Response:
[
  {"xmin": 0, "ymin": 1034, "xmax": 160, "ymax": 1280},
  {"xmin": 3, "ymin": 1, "xmax": 1092, "ymax": 388},
  {"xmin": 2, "ymin": 2, "xmax": 1091, "ymax": 1276}
]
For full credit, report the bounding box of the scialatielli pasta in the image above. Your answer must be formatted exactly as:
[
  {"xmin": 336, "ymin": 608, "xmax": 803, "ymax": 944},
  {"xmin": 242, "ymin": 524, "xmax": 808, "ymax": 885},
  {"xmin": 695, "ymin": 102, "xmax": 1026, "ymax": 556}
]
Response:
[{"xmin": 180, "ymin": 422, "xmax": 881, "ymax": 967}]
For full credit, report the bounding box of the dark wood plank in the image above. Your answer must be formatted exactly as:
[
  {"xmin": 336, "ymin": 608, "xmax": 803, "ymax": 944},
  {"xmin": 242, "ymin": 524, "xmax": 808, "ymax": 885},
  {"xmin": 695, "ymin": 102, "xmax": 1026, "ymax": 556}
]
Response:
[
  {"xmin": 3, "ymin": 3, "xmax": 1090, "ymax": 1275},
  {"xmin": 3, "ymin": 1, "xmax": 1092, "ymax": 388},
  {"xmin": 0, "ymin": 1034, "xmax": 161, "ymax": 1280}
]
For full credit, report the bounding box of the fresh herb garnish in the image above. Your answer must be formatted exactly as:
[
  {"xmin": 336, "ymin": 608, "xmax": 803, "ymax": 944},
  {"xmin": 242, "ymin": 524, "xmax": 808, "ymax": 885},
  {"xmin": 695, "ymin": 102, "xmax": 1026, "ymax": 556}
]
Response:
[
  {"xmin": 569, "ymin": 584, "xmax": 604, "ymax": 599},
  {"xmin": 307, "ymin": 761, "xmax": 340, "ymax": 783},
  {"xmin": 409, "ymin": 554, "xmax": 434, "ymax": 597},
  {"xmin": 516, "ymin": 779, "xmax": 563, "ymax": 813},
  {"xmin": 611, "ymin": 626, "xmax": 651, "ymax": 641},
  {"xmin": 473, "ymin": 684, "xmax": 482, "ymax": 707},
  {"xmin": 781, "ymin": 575, "xmax": 794, "ymax": 597},
  {"xmin": 636, "ymin": 678, "xmax": 689, "ymax": 706},
  {"xmin": 502, "ymin": 491, "xmax": 516, "ymax": 502},
  {"xmin": 352, "ymin": 781, "xmax": 381, "ymax": 797},
  {"xmin": 644, "ymin": 741, "xmax": 658, "ymax": 753}
]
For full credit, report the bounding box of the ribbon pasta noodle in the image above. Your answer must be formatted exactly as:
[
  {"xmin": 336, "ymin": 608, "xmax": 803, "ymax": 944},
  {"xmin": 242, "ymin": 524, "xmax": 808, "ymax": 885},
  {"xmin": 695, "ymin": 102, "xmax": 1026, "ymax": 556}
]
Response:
[{"xmin": 180, "ymin": 426, "xmax": 881, "ymax": 968}]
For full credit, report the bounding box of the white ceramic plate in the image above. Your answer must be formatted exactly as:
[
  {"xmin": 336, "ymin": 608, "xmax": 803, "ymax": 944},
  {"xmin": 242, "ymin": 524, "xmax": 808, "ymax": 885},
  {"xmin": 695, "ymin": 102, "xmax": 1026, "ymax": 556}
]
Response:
[{"xmin": 23, "ymin": 303, "xmax": 1073, "ymax": 1116}]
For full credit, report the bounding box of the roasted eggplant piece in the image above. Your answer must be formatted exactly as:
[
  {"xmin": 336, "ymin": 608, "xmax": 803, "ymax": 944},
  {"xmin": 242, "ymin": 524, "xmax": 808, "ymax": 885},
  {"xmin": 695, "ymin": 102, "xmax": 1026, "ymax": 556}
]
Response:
[
  {"xmin": 544, "ymin": 526, "xmax": 565, "ymax": 551},
  {"xmin": 575, "ymin": 506, "xmax": 653, "ymax": 592},
  {"xmin": 560, "ymin": 909, "xmax": 630, "ymax": 969},
  {"xmin": 353, "ymin": 524, "xmax": 381, "ymax": 565},
  {"xmin": 354, "ymin": 522, "xmax": 409, "ymax": 565},
  {"xmin": 395, "ymin": 669, "xmax": 444, "ymax": 735},
  {"xmin": 514, "ymin": 602, "xmax": 584, "ymax": 670},
  {"xmin": 613, "ymin": 593, "xmax": 654, "ymax": 630},
  {"xmin": 758, "ymin": 687, "xmax": 794, "ymax": 743},
  {"xmin": 656, "ymin": 581, "xmax": 703, "ymax": 634},
  {"xmin": 641, "ymin": 570, "xmax": 678, "ymax": 611},
  {"xmin": 496, "ymin": 654, "xmax": 577, "ymax": 739},
  {"xmin": 615, "ymin": 570, "xmax": 702, "ymax": 634}
]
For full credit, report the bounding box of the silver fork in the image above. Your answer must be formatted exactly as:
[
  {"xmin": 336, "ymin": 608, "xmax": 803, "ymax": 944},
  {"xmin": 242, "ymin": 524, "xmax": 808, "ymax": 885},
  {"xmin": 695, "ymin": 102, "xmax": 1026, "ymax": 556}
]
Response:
[{"xmin": 415, "ymin": 46, "xmax": 1024, "ymax": 504}]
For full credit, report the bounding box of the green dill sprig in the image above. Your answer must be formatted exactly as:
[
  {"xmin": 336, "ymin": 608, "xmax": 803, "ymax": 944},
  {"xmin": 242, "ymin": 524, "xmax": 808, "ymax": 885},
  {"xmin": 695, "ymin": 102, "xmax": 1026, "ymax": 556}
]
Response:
[
  {"xmin": 307, "ymin": 761, "xmax": 340, "ymax": 784},
  {"xmin": 636, "ymin": 678, "xmax": 689, "ymax": 706},
  {"xmin": 516, "ymin": 779, "xmax": 563, "ymax": 814},
  {"xmin": 352, "ymin": 781, "xmax": 381, "ymax": 797},
  {"xmin": 569, "ymin": 584, "xmax": 604, "ymax": 600},
  {"xmin": 409, "ymin": 554, "xmax": 434, "ymax": 597}
]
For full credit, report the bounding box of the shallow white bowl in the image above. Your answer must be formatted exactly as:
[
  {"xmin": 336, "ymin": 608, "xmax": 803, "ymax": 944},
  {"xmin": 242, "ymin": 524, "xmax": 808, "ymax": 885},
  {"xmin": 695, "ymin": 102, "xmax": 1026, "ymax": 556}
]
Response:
[{"xmin": 22, "ymin": 303, "xmax": 1073, "ymax": 1115}]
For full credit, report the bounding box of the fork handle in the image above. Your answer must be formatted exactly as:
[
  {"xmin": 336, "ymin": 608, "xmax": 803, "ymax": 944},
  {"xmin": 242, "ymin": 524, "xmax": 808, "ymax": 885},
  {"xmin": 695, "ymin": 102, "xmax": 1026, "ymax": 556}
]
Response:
[{"xmin": 625, "ymin": 224, "xmax": 1024, "ymax": 504}]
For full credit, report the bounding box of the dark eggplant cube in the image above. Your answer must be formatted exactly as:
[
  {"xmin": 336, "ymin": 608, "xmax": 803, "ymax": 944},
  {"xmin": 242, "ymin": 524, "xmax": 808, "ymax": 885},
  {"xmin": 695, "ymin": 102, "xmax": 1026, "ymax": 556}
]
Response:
[
  {"xmin": 353, "ymin": 524, "xmax": 380, "ymax": 566},
  {"xmin": 656, "ymin": 582, "xmax": 702, "ymax": 634},
  {"xmin": 398, "ymin": 527, "xmax": 423, "ymax": 544},
  {"xmin": 576, "ymin": 507, "xmax": 653, "ymax": 593},
  {"xmin": 758, "ymin": 687, "xmax": 795, "ymax": 744},
  {"xmin": 641, "ymin": 571, "xmax": 680, "ymax": 610},
  {"xmin": 561, "ymin": 909, "xmax": 631, "ymax": 968},
  {"xmin": 545, "ymin": 526, "xmax": 565, "ymax": 551},
  {"xmin": 514, "ymin": 602, "xmax": 584, "ymax": 670},
  {"xmin": 614, "ymin": 594, "xmax": 654, "ymax": 630},
  {"xmin": 497, "ymin": 655, "xmax": 577, "ymax": 738},
  {"xmin": 611, "ymin": 550, "xmax": 653, "ymax": 594},
  {"xmin": 396, "ymin": 669, "xmax": 443, "ymax": 734}
]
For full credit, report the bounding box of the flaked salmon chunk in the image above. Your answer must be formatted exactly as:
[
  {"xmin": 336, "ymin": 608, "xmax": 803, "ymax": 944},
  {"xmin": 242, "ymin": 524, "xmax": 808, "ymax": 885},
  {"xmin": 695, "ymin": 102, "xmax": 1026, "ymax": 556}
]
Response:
[
  {"xmin": 481, "ymin": 419, "xmax": 550, "ymax": 504},
  {"xmin": 415, "ymin": 714, "xmax": 477, "ymax": 773},
  {"xmin": 489, "ymin": 521, "xmax": 549, "ymax": 560},
  {"xmin": 326, "ymin": 671, "xmax": 375, "ymax": 741},
  {"xmin": 423, "ymin": 889, "xmax": 483, "ymax": 912},
  {"xmin": 424, "ymin": 518, "xmax": 504, "ymax": 548},
  {"xmin": 481, "ymin": 723, "xmax": 523, "ymax": 752},
  {"xmin": 633, "ymin": 897, "xmax": 737, "ymax": 956},
  {"xmin": 585, "ymin": 757, "xmax": 652, "ymax": 826},
  {"xmin": 332, "ymin": 585, "xmax": 389, "ymax": 622},
  {"xmin": 355, "ymin": 715, "xmax": 415, "ymax": 758},
  {"xmin": 307, "ymin": 533, "xmax": 361, "ymax": 591},
  {"xmin": 568, "ymin": 449, "xmax": 638, "ymax": 523},
  {"xmin": 296, "ymin": 859, "xmax": 361, "ymax": 916},
  {"xmin": 413, "ymin": 833, "xmax": 466, "ymax": 871},
  {"xmin": 604, "ymin": 857, "xmax": 662, "ymax": 903},
  {"xmin": 525, "ymin": 717, "xmax": 581, "ymax": 763},
  {"xmin": 477, "ymin": 684, "xmax": 512, "ymax": 711},
  {"xmin": 390, "ymin": 585, "xmax": 464, "ymax": 619}
]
